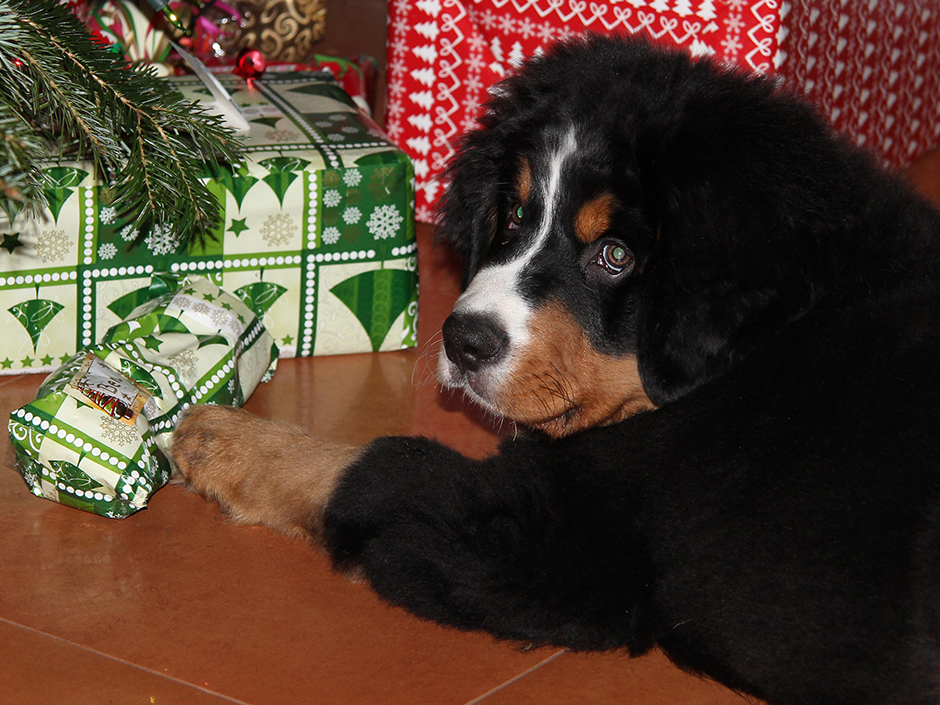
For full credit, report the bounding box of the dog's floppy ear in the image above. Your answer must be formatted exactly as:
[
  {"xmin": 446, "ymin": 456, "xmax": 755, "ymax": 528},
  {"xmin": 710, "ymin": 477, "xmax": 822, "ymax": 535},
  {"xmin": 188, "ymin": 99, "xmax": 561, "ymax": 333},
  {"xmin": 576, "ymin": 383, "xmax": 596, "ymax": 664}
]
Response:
[
  {"xmin": 436, "ymin": 69, "xmax": 545, "ymax": 289},
  {"xmin": 435, "ymin": 127, "xmax": 506, "ymax": 290},
  {"xmin": 634, "ymin": 71, "xmax": 859, "ymax": 406}
]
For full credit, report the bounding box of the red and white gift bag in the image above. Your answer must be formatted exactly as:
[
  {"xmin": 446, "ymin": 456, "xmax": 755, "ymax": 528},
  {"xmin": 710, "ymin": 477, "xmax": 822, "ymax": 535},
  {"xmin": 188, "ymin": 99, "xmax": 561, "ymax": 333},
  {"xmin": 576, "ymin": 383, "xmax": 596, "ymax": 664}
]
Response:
[{"xmin": 386, "ymin": 0, "xmax": 940, "ymax": 222}]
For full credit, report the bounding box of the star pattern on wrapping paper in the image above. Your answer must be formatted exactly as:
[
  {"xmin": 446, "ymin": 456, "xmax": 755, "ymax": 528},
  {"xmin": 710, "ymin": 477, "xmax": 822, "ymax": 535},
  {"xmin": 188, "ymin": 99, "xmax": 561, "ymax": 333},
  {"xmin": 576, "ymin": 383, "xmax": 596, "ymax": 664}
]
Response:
[
  {"xmin": 228, "ymin": 217, "xmax": 250, "ymax": 237},
  {"xmin": 1, "ymin": 232, "xmax": 24, "ymax": 255},
  {"xmin": 143, "ymin": 336, "xmax": 163, "ymax": 352}
]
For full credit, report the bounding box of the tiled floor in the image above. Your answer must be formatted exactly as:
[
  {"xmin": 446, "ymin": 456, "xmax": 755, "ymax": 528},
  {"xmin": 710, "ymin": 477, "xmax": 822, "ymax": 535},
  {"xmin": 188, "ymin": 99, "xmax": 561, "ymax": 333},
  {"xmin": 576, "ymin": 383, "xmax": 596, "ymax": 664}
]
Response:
[{"xmin": 2, "ymin": 150, "xmax": 939, "ymax": 703}]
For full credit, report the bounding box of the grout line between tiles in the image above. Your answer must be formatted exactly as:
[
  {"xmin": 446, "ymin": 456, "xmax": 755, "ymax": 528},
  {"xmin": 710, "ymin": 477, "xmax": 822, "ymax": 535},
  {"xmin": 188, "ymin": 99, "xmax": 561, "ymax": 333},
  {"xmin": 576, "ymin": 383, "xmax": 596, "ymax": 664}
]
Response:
[
  {"xmin": 463, "ymin": 648, "xmax": 569, "ymax": 705},
  {"xmin": 0, "ymin": 616, "xmax": 254, "ymax": 705}
]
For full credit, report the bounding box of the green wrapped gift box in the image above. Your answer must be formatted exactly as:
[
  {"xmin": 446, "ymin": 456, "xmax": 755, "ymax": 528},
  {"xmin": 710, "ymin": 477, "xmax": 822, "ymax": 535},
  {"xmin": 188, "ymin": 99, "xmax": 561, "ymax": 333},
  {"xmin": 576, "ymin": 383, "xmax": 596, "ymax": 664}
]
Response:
[
  {"xmin": 8, "ymin": 274, "xmax": 278, "ymax": 518},
  {"xmin": 0, "ymin": 70, "xmax": 417, "ymax": 376}
]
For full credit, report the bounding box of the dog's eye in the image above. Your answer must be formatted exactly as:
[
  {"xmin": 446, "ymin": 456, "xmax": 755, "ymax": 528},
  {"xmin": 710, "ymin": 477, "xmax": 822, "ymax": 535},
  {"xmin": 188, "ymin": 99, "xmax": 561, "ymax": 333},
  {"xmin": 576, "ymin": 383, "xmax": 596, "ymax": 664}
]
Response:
[
  {"xmin": 507, "ymin": 204, "xmax": 524, "ymax": 231},
  {"xmin": 598, "ymin": 242, "xmax": 635, "ymax": 276}
]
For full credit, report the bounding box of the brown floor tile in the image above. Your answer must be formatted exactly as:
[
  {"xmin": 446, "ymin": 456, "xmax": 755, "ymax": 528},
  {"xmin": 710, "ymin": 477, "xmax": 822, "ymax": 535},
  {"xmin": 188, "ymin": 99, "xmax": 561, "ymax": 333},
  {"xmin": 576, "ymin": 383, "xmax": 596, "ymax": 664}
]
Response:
[{"xmin": 0, "ymin": 619, "xmax": 240, "ymax": 705}]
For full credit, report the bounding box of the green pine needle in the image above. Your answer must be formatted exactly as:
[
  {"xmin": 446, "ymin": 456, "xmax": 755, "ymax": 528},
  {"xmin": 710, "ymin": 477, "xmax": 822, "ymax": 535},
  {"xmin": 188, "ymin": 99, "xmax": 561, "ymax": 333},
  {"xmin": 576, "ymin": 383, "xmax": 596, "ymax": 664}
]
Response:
[{"xmin": 0, "ymin": 0, "xmax": 243, "ymax": 249}]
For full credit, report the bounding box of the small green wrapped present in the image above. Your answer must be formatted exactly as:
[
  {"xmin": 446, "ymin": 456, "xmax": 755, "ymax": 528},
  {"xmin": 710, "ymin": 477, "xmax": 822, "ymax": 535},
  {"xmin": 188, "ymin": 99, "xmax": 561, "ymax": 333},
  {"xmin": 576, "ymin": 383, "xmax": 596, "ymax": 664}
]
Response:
[{"xmin": 8, "ymin": 273, "xmax": 278, "ymax": 518}]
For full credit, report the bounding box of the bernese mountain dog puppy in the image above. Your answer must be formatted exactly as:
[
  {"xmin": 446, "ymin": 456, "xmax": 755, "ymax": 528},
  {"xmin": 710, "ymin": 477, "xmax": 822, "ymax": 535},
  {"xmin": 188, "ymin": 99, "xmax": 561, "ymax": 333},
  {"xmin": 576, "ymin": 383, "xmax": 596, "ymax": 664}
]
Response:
[{"xmin": 172, "ymin": 36, "xmax": 940, "ymax": 704}]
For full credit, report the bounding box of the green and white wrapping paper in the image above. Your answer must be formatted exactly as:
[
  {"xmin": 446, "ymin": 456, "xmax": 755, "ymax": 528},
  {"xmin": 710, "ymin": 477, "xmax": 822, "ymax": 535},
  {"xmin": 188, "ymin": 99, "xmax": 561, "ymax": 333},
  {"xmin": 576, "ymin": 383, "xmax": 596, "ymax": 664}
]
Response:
[
  {"xmin": 8, "ymin": 274, "xmax": 278, "ymax": 518},
  {"xmin": 0, "ymin": 70, "xmax": 417, "ymax": 375}
]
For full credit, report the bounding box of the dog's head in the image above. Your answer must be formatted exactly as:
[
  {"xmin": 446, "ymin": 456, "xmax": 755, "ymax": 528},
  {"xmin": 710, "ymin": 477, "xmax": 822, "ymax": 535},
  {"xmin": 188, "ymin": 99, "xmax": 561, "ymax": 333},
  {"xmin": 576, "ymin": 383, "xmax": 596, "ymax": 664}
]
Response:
[{"xmin": 436, "ymin": 36, "xmax": 852, "ymax": 437}]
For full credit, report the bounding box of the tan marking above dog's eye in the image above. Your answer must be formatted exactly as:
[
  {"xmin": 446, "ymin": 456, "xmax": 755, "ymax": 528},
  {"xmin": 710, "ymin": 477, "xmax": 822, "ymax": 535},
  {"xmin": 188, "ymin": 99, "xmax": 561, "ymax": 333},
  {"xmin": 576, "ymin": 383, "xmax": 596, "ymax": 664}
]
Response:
[
  {"xmin": 576, "ymin": 192, "xmax": 619, "ymax": 244},
  {"xmin": 517, "ymin": 159, "xmax": 532, "ymax": 204}
]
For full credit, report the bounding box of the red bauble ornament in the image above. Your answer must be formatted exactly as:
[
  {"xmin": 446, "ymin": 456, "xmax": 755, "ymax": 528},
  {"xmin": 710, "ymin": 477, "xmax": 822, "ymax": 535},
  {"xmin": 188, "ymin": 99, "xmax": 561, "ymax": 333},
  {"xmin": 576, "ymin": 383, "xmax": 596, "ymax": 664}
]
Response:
[{"xmin": 234, "ymin": 48, "xmax": 267, "ymax": 81}]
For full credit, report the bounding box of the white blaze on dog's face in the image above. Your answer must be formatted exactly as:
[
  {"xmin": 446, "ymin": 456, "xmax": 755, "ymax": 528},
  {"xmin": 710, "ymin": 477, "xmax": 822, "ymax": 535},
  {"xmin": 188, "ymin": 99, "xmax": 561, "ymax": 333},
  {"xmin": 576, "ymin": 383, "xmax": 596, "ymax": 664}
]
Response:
[{"xmin": 438, "ymin": 128, "xmax": 655, "ymax": 437}]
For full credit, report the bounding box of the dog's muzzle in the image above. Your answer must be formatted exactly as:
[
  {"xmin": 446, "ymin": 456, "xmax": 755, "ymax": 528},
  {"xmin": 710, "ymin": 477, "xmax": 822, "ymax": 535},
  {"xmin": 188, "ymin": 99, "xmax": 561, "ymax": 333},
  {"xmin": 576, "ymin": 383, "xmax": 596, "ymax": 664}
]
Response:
[{"xmin": 441, "ymin": 311, "xmax": 508, "ymax": 376}]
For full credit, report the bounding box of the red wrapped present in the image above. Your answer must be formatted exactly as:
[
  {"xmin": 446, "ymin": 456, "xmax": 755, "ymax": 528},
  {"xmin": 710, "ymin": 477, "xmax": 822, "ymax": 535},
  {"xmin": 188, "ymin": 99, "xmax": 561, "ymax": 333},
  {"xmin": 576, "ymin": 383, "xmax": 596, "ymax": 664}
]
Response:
[
  {"xmin": 388, "ymin": 0, "xmax": 939, "ymax": 222},
  {"xmin": 778, "ymin": 1, "xmax": 940, "ymax": 170},
  {"xmin": 387, "ymin": 0, "xmax": 782, "ymax": 221}
]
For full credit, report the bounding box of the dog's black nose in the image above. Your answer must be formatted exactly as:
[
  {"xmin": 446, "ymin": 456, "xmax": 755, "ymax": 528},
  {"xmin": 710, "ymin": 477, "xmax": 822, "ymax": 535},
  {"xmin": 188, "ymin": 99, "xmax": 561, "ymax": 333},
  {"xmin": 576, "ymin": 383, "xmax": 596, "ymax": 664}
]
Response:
[{"xmin": 442, "ymin": 312, "xmax": 507, "ymax": 374}]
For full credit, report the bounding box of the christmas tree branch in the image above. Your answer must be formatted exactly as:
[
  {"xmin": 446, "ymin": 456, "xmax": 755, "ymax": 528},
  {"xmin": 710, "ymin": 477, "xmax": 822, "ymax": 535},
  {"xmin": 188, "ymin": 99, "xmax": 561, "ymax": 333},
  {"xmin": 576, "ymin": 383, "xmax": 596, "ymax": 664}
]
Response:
[
  {"xmin": 0, "ymin": 0, "xmax": 243, "ymax": 248},
  {"xmin": 13, "ymin": 34, "xmax": 115, "ymax": 166}
]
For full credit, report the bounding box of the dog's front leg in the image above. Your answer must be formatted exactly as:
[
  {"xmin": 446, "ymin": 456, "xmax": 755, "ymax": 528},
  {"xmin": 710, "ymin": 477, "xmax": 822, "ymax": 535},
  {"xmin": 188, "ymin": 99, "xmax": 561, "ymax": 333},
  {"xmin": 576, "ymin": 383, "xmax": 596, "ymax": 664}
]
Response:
[
  {"xmin": 171, "ymin": 405, "xmax": 360, "ymax": 540},
  {"xmin": 172, "ymin": 405, "xmax": 650, "ymax": 652}
]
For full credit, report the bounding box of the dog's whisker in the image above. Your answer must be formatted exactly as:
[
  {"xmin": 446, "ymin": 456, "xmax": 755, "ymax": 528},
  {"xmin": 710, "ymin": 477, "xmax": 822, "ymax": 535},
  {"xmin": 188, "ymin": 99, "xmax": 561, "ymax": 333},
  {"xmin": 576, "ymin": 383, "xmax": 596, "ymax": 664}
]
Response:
[
  {"xmin": 548, "ymin": 362, "xmax": 576, "ymax": 405},
  {"xmin": 529, "ymin": 374, "xmax": 567, "ymax": 420},
  {"xmin": 535, "ymin": 367, "xmax": 575, "ymax": 411},
  {"xmin": 413, "ymin": 330, "xmax": 446, "ymax": 388}
]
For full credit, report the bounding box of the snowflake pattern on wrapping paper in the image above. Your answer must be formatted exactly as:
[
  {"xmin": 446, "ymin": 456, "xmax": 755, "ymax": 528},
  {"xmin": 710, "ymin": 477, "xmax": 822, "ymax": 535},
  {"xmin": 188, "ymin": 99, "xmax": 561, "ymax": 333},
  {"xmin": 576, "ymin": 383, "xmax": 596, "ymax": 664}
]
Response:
[
  {"xmin": 99, "ymin": 206, "xmax": 117, "ymax": 225},
  {"xmin": 367, "ymin": 205, "xmax": 404, "ymax": 240},
  {"xmin": 144, "ymin": 398, "xmax": 159, "ymax": 420},
  {"xmin": 120, "ymin": 224, "xmax": 138, "ymax": 242},
  {"xmin": 98, "ymin": 242, "xmax": 117, "ymax": 260},
  {"xmin": 211, "ymin": 307, "xmax": 242, "ymax": 334},
  {"xmin": 167, "ymin": 348, "xmax": 198, "ymax": 382},
  {"xmin": 98, "ymin": 186, "xmax": 116, "ymax": 206},
  {"xmin": 322, "ymin": 226, "xmax": 341, "ymax": 245},
  {"xmin": 370, "ymin": 166, "xmax": 397, "ymax": 190},
  {"xmin": 189, "ymin": 301, "xmax": 211, "ymax": 317},
  {"xmin": 323, "ymin": 190, "xmax": 341, "ymax": 208},
  {"xmin": 342, "ymin": 207, "xmax": 361, "ymax": 225},
  {"xmin": 100, "ymin": 416, "xmax": 139, "ymax": 447},
  {"xmin": 260, "ymin": 213, "xmax": 297, "ymax": 247},
  {"xmin": 265, "ymin": 129, "xmax": 301, "ymax": 142},
  {"xmin": 343, "ymin": 169, "xmax": 362, "ymax": 188},
  {"xmin": 145, "ymin": 224, "xmax": 180, "ymax": 255},
  {"xmin": 323, "ymin": 170, "xmax": 342, "ymax": 188},
  {"xmin": 35, "ymin": 229, "xmax": 71, "ymax": 263}
]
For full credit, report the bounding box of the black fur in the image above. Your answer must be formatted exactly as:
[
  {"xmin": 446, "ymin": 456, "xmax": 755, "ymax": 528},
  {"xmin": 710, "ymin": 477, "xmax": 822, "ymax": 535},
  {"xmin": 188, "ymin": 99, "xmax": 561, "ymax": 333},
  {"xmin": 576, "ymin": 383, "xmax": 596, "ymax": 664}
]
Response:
[{"xmin": 323, "ymin": 36, "xmax": 940, "ymax": 703}]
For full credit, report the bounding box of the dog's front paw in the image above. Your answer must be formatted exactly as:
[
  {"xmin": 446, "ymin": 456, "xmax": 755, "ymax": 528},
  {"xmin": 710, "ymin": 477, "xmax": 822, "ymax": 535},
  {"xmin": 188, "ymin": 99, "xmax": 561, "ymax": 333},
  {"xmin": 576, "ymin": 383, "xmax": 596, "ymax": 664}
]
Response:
[
  {"xmin": 171, "ymin": 405, "xmax": 360, "ymax": 540},
  {"xmin": 171, "ymin": 405, "xmax": 263, "ymax": 507}
]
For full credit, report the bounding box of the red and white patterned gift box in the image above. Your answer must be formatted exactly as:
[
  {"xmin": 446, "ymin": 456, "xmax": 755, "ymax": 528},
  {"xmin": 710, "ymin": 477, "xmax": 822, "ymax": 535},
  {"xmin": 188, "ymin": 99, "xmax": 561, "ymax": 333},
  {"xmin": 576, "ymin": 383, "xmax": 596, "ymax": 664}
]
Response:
[
  {"xmin": 387, "ymin": 0, "xmax": 940, "ymax": 222},
  {"xmin": 779, "ymin": 1, "xmax": 940, "ymax": 170}
]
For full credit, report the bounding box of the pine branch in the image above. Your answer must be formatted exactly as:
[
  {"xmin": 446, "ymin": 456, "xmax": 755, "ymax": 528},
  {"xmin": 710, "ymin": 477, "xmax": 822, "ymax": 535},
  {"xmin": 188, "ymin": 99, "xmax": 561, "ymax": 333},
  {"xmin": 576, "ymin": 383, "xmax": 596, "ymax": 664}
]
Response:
[
  {"xmin": 0, "ymin": 0, "xmax": 243, "ymax": 248},
  {"xmin": 0, "ymin": 104, "xmax": 47, "ymax": 224}
]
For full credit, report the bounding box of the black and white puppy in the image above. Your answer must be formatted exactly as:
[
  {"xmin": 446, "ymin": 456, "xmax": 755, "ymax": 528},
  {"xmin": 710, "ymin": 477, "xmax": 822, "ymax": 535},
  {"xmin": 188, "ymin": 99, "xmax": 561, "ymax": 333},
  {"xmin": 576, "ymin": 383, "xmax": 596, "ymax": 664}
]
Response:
[{"xmin": 173, "ymin": 36, "xmax": 940, "ymax": 704}]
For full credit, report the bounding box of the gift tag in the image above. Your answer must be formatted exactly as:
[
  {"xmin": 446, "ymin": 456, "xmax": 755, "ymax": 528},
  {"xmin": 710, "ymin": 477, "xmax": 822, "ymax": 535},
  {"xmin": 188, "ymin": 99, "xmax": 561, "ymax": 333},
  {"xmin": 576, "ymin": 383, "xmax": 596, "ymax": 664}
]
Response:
[{"xmin": 65, "ymin": 353, "xmax": 151, "ymax": 425}]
